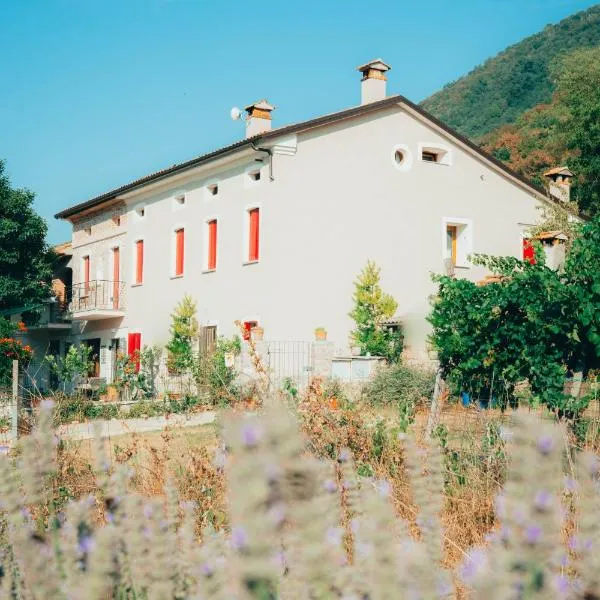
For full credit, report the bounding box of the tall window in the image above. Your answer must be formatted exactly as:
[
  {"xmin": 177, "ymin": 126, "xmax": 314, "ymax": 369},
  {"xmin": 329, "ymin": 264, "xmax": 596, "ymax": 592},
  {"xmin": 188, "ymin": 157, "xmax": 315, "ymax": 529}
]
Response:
[
  {"xmin": 248, "ymin": 208, "xmax": 260, "ymax": 262},
  {"xmin": 175, "ymin": 228, "xmax": 185, "ymax": 276},
  {"xmin": 207, "ymin": 220, "xmax": 217, "ymax": 271},
  {"xmin": 83, "ymin": 255, "xmax": 90, "ymax": 292},
  {"xmin": 135, "ymin": 240, "xmax": 144, "ymax": 284},
  {"xmin": 446, "ymin": 225, "xmax": 457, "ymax": 266},
  {"xmin": 112, "ymin": 247, "xmax": 120, "ymax": 309},
  {"xmin": 127, "ymin": 332, "xmax": 142, "ymax": 372}
]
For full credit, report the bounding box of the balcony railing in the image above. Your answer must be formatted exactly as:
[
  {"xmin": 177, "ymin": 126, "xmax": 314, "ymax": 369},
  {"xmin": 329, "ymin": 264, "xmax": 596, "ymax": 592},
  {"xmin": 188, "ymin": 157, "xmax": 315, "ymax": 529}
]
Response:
[{"xmin": 69, "ymin": 280, "xmax": 126, "ymax": 319}]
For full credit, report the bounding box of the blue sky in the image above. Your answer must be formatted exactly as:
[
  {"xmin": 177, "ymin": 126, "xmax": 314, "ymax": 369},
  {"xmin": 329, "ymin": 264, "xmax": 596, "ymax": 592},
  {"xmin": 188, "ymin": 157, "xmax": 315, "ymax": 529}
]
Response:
[{"xmin": 1, "ymin": 0, "xmax": 598, "ymax": 243}]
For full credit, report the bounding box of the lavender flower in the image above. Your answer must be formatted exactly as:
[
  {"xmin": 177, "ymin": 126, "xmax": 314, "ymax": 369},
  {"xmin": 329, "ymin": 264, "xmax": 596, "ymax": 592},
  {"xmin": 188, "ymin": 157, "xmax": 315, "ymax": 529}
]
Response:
[
  {"xmin": 338, "ymin": 448, "xmax": 351, "ymax": 463},
  {"xmin": 537, "ymin": 435, "xmax": 554, "ymax": 455},
  {"xmin": 325, "ymin": 526, "xmax": 344, "ymax": 547},
  {"xmin": 375, "ymin": 479, "xmax": 392, "ymax": 498},
  {"xmin": 323, "ymin": 479, "xmax": 337, "ymax": 493},
  {"xmin": 525, "ymin": 524, "xmax": 542, "ymax": 545},
  {"xmin": 77, "ymin": 536, "xmax": 95, "ymax": 555},
  {"xmin": 241, "ymin": 423, "xmax": 262, "ymax": 448},
  {"xmin": 459, "ymin": 548, "xmax": 488, "ymax": 584},
  {"xmin": 534, "ymin": 489, "xmax": 553, "ymax": 512},
  {"xmin": 231, "ymin": 526, "xmax": 248, "ymax": 550}
]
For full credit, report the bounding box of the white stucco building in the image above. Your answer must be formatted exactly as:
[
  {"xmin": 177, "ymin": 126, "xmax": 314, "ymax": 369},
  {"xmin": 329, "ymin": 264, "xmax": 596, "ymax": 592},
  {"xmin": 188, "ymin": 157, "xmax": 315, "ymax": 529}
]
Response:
[{"xmin": 51, "ymin": 59, "xmax": 566, "ymax": 383}]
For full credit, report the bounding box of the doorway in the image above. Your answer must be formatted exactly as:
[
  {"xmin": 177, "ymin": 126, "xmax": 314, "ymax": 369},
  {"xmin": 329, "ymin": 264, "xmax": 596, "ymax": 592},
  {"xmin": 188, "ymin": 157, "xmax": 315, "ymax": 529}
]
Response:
[{"xmin": 83, "ymin": 338, "xmax": 101, "ymax": 378}]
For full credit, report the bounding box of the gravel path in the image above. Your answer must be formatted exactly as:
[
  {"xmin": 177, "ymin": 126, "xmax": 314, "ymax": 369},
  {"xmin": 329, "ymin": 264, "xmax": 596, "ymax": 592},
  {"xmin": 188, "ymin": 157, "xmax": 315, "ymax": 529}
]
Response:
[{"xmin": 57, "ymin": 411, "xmax": 217, "ymax": 440}]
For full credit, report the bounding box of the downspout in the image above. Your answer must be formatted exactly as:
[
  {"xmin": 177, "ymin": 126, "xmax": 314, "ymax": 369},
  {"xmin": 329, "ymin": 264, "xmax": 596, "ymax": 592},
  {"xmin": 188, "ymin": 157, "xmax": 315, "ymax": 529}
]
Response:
[{"xmin": 250, "ymin": 141, "xmax": 274, "ymax": 181}]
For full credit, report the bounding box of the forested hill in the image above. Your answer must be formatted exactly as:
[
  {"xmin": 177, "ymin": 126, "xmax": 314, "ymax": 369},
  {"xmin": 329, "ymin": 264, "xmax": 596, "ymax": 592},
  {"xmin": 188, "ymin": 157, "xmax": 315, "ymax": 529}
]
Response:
[{"xmin": 420, "ymin": 5, "xmax": 600, "ymax": 141}]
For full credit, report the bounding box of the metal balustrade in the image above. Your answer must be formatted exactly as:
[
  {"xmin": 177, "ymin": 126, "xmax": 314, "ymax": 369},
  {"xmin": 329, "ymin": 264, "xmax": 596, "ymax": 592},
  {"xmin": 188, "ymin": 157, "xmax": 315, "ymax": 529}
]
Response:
[{"xmin": 68, "ymin": 280, "xmax": 126, "ymax": 316}]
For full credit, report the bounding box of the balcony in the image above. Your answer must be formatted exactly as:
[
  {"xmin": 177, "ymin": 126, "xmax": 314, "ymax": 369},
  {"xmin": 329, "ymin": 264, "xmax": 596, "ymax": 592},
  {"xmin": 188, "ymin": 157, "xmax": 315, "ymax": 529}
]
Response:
[
  {"xmin": 69, "ymin": 280, "xmax": 126, "ymax": 320},
  {"xmin": 26, "ymin": 300, "xmax": 72, "ymax": 330}
]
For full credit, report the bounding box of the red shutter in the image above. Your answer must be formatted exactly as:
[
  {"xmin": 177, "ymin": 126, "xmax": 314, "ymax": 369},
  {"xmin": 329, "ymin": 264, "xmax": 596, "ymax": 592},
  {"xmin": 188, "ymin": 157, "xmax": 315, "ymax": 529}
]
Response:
[
  {"xmin": 208, "ymin": 220, "xmax": 217, "ymax": 271},
  {"xmin": 175, "ymin": 229, "xmax": 184, "ymax": 276},
  {"xmin": 128, "ymin": 332, "xmax": 142, "ymax": 372},
  {"xmin": 136, "ymin": 240, "xmax": 144, "ymax": 284},
  {"xmin": 248, "ymin": 209, "xmax": 259, "ymax": 262},
  {"xmin": 523, "ymin": 239, "xmax": 536, "ymax": 264},
  {"xmin": 243, "ymin": 321, "xmax": 257, "ymax": 341},
  {"xmin": 112, "ymin": 247, "xmax": 120, "ymax": 309},
  {"xmin": 83, "ymin": 256, "xmax": 90, "ymax": 291}
]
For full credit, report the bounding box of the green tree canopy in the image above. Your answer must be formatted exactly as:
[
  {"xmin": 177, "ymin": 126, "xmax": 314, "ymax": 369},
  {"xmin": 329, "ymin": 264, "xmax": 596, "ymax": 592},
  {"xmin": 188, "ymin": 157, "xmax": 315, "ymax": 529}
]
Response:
[
  {"xmin": 428, "ymin": 216, "xmax": 600, "ymax": 413},
  {"xmin": 0, "ymin": 161, "xmax": 55, "ymax": 321}
]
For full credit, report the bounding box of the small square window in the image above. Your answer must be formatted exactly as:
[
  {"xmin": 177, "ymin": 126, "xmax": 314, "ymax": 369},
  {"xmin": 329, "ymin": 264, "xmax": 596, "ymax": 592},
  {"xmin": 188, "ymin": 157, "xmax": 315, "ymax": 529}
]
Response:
[
  {"xmin": 84, "ymin": 227, "xmax": 92, "ymax": 236},
  {"xmin": 247, "ymin": 168, "xmax": 262, "ymax": 183},
  {"xmin": 175, "ymin": 194, "xmax": 185, "ymax": 206},
  {"xmin": 112, "ymin": 215, "xmax": 121, "ymax": 226},
  {"xmin": 135, "ymin": 206, "xmax": 145, "ymax": 218},
  {"xmin": 422, "ymin": 151, "xmax": 439, "ymax": 163},
  {"xmin": 208, "ymin": 183, "xmax": 218, "ymax": 196}
]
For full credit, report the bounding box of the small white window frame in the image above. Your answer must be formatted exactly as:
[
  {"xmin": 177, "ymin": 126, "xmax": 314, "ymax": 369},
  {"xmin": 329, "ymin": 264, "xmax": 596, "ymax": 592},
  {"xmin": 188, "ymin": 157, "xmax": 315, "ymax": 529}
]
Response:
[
  {"xmin": 133, "ymin": 203, "xmax": 147, "ymax": 222},
  {"xmin": 390, "ymin": 144, "xmax": 413, "ymax": 172},
  {"xmin": 204, "ymin": 180, "xmax": 220, "ymax": 201},
  {"xmin": 441, "ymin": 217, "xmax": 473, "ymax": 268},
  {"xmin": 419, "ymin": 142, "xmax": 452, "ymax": 166},
  {"xmin": 244, "ymin": 165, "xmax": 264, "ymax": 189},
  {"xmin": 172, "ymin": 193, "xmax": 186, "ymax": 211}
]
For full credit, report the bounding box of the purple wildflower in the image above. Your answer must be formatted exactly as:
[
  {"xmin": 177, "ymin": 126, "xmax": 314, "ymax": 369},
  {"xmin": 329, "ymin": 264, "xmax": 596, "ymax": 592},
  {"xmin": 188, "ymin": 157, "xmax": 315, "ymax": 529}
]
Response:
[
  {"xmin": 553, "ymin": 574, "xmax": 570, "ymax": 597},
  {"xmin": 142, "ymin": 504, "xmax": 154, "ymax": 519},
  {"xmin": 537, "ymin": 435, "xmax": 554, "ymax": 455},
  {"xmin": 241, "ymin": 423, "xmax": 262, "ymax": 448},
  {"xmin": 525, "ymin": 524, "xmax": 542, "ymax": 545},
  {"xmin": 375, "ymin": 479, "xmax": 392, "ymax": 498},
  {"xmin": 350, "ymin": 519, "xmax": 360, "ymax": 535},
  {"xmin": 267, "ymin": 503, "xmax": 286, "ymax": 526},
  {"xmin": 459, "ymin": 548, "xmax": 488, "ymax": 584},
  {"xmin": 534, "ymin": 490, "xmax": 553, "ymax": 512},
  {"xmin": 325, "ymin": 526, "xmax": 344, "ymax": 547},
  {"xmin": 0, "ymin": 445, "xmax": 10, "ymax": 455},
  {"xmin": 564, "ymin": 476, "xmax": 578, "ymax": 493},
  {"xmin": 231, "ymin": 526, "xmax": 248, "ymax": 550},
  {"xmin": 201, "ymin": 562, "xmax": 214, "ymax": 577},
  {"xmin": 338, "ymin": 448, "xmax": 351, "ymax": 463},
  {"xmin": 323, "ymin": 479, "xmax": 337, "ymax": 493},
  {"xmin": 568, "ymin": 535, "xmax": 579, "ymax": 552},
  {"xmin": 77, "ymin": 536, "xmax": 95, "ymax": 555}
]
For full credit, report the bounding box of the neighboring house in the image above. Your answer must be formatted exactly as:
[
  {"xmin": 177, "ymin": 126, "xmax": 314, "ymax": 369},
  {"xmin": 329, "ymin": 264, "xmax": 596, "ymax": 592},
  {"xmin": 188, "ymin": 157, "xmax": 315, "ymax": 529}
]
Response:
[
  {"xmin": 54, "ymin": 59, "xmax": 572, "ymax": 381},
  {"xmin": 13, "ymin": 242, "xmax": 73, "ymax": 392}
]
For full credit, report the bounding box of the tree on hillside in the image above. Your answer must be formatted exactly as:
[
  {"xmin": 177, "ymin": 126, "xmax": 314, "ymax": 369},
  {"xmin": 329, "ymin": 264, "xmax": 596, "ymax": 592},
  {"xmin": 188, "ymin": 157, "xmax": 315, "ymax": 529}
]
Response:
[
  {"xmin": 349, "ymin": 261, "xmax": 403, "ymax": 362},
  {"xmin": 0, "ymin": 161, "xmax": 55, "ymax": 322},
  {"xmin": 553, "ymin": 47, "xmax": 600, "ymax": 215}
]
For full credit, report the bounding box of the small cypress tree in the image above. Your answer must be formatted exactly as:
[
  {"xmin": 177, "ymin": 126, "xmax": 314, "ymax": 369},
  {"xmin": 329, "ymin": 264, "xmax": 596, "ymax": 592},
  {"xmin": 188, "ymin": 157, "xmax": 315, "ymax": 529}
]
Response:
[
  {"xmin": 166, "ymin": 294, "xmax": 199, "ymax": 373},
  {"xmin": 349, "ymin": 261, "xmax": 403, "ymax": 362}
]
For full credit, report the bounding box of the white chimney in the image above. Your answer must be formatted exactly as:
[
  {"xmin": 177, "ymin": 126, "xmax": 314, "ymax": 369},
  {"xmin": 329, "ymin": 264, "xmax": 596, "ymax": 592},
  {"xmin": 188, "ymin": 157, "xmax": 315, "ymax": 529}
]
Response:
[
  {"xmin": 357, "ymin": 59, "xmax": 391, "ymax": 105},
  {"xmin": 245, "ymin": 99, "xmax": 275, "ymax": 138},
  {"xmin": 543, "ymin": 166, "xmax": 574, "ymax": 203}
]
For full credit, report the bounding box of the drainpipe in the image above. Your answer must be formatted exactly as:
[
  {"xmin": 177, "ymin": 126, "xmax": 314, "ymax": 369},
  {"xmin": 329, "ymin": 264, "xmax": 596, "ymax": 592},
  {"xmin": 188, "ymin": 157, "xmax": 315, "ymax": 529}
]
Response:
[{"xmin": 250, "ymin": 142, "xmax": 274, "ymax": 181}]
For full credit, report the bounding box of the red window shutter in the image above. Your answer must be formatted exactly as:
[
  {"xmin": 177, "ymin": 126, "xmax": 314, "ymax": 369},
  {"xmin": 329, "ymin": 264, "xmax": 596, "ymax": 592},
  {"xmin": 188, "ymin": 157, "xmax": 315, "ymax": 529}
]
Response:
[
  {"xmin": 208, "ymin": 220, "xmax": 217, "ymax": 270},
  {"xmin": 136, "ymin": 240, "xmax": 144, "ymax": 284},
  {"xmin": 175, "ymin": 229, "xmax": 184, "ymax": 276},
  {"xmin": 112, "ymin": 247, "xmax": 120, "ymax": 309},
  {"xmin": 128, "ymin": 332, "xmax": 142, "ymax": 372},
  {"xmin": 523, "ymin": 239, "xmax": 536, "ymax": 264},
  {"xmin": 83, "ymin": 256, "xmax": 90, "ymax": 292},
  {"xmin": 243, "ymin": 321, "xmax": 257, "ymax": 341},
  {"xmin": 248, "ymin": 208, "xmax": 260, "ymax": 262}
]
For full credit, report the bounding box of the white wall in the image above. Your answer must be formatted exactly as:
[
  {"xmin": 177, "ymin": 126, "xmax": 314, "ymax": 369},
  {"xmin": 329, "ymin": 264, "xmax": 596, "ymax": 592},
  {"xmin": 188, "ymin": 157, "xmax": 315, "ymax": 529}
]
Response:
[{"xmin": 68, "ymin": 103, "xmax": 544, "ymax": 365}]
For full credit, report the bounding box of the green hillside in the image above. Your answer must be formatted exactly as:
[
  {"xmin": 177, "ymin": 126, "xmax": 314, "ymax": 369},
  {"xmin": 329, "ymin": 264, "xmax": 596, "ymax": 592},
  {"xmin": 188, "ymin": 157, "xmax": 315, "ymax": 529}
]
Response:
[{"xmin": 421, "ymin": 5, "xmax": 600, "ymax": 140}]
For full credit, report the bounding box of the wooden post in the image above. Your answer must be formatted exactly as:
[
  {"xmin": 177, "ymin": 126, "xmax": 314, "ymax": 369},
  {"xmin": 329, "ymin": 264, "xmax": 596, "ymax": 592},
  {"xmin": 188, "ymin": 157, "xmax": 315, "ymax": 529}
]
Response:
[{"xmin": 11, "ymin": 360, "xmax": 19, "ymax": 444}]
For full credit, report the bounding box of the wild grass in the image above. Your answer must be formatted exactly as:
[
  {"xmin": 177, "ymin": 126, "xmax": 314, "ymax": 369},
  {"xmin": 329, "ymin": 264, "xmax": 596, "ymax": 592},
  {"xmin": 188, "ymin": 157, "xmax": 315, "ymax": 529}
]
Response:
[{"xmin": 2, "ymin": 387, "xmax": 600, "ymax": 598}]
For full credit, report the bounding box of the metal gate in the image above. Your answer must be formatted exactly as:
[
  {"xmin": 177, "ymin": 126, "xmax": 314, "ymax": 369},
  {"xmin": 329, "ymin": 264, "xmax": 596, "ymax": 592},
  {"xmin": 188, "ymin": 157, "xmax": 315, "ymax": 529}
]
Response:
[{"xmin": 265, "ymin": 341, "xmax": 313, "ymax": 389}]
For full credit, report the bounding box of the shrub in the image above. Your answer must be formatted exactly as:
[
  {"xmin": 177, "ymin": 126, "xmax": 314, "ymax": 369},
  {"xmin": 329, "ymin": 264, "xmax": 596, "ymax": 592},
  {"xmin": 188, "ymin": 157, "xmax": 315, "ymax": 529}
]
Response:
[
  {"xmin": 52, "ymin": 392, "xmax": 120, "ymax": 424},
  {"xmin": 45, "ymin": 344, "xmax": 93, "ymax": 392},
  {"xmin": 194, "ymin": 335, "xmax": 241, "ymax": 405},
  {"xmin": 362, "ymin": 363, "xmax": 436, "ymax": 407}
]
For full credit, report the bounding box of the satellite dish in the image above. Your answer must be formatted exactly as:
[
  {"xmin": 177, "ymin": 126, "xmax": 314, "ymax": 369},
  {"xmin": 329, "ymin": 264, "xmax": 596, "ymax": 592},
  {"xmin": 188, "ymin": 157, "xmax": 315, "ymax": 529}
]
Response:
[{"xmin": 230, "ymin": 106, "xmax": 242, "ymax": 121}]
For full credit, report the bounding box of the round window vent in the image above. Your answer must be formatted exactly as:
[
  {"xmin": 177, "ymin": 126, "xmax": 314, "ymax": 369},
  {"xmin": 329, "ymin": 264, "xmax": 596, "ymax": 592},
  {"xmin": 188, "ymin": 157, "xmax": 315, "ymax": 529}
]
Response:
[{"xmin": 390, "ymin": 145, "xmax": 413, "ymax": 172}]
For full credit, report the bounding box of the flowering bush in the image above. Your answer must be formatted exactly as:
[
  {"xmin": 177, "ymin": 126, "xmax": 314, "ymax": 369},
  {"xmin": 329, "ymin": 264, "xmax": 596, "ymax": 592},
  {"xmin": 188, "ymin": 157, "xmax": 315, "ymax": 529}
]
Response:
[{"xmin": 0, "ymin": 319, "xmax": 32, "ymax": 386}]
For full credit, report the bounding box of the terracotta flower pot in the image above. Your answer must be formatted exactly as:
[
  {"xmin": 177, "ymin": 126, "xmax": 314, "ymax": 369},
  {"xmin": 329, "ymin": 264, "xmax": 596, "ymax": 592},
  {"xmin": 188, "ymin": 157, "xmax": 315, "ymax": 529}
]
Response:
[{"xmin": 314, "ymin": 329, "xmax": 327, "ymax": 341}]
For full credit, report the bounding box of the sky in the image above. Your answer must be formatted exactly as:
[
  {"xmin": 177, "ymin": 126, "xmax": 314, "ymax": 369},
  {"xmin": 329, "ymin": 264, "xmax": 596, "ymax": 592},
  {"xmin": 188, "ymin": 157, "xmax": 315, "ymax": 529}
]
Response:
[{"xmin": 1, "ymin": 0, "xmax": 598, "ymax": 244}]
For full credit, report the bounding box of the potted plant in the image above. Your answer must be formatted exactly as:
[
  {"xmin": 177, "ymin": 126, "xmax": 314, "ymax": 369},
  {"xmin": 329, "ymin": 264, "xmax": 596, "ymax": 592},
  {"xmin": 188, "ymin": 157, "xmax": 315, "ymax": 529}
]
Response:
[{"xmin": 314, "ymin": 327, "xmax": 327, "ymax": 341}]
